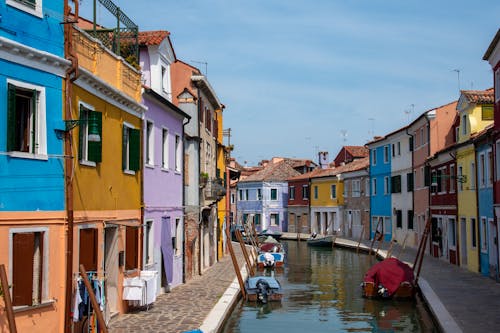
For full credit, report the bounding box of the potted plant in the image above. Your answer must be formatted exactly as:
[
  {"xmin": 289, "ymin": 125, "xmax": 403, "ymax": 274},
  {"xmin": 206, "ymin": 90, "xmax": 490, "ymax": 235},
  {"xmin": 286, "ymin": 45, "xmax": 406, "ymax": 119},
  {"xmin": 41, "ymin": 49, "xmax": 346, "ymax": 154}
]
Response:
[{"xmin": 200, "ymin": 172, "xmax": 209, "ymax": 187}]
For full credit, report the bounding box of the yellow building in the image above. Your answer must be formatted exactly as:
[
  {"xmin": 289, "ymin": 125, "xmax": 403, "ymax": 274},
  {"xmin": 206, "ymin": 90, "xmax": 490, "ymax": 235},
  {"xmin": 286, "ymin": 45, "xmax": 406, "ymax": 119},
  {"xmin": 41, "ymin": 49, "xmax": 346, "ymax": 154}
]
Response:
[
  {"xmin": 310, "ymin": 169, "xmax": 344, "ymax": 235},
  {"xmin": 215, "ymin": 108, "xmax": 227, "ymax": 260},
  {"xmin": 456, "ymin": 89, "xmax": 494, "ymax": 272},
  {"xmin": 66, "ymin": 25, "xmax": 146, "ymax": 319}
]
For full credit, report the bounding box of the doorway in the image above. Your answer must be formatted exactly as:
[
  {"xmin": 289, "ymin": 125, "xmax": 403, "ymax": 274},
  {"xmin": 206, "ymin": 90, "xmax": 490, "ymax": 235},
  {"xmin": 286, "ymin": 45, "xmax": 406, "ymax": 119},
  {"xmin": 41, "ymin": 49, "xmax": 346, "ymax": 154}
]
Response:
[
  {"xmin": 460, "ymin": 218, "xmax": 468, "ymax": 267},
  {"xmin": 104, "ymin": 226, "xmax": 119, "ymax": 321}
]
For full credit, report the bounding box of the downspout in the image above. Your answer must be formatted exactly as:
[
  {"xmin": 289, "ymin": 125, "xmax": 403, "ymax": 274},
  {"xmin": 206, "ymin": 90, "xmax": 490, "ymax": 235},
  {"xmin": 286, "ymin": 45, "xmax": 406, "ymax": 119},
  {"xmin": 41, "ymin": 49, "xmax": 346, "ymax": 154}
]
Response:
[
  {"xmin": 63, "ymin": 1, "xmax": 79, "ymax": 332},
  {"xmin": 425, "ymin": 115, "xmax": 432, "ymax": 254},
  {"xmin": 197, "ymin": 86, "xmax": 202, "ymax": 276},
  {"xmin": 182, "ymin": 115, "xmax": 191, "ymax": 284},
  {"xmin": 405, "ymin": 126, "xmax": 415, "ymax": 244}
]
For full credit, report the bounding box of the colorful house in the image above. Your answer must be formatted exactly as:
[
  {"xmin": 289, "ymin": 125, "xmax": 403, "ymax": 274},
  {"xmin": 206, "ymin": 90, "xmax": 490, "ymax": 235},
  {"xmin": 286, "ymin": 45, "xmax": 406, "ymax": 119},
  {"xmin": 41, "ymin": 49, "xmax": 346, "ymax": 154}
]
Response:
[
  {"xmin": 483, "ymin": 28, "xmax": 500, "ymax": 281},
  {"xmin": 0, "ymin": 0, "xmax": 69, "ymax": 331},
  {"xmin": 339, "ymin": 157, "xmax": 370, "ymax": 240},
  {"xmin": 473, "ymin": 125, "xmax": 495, "ymax": 277},
  {"xmin": 332, "ymin": 145, "xmax": 368, "ymax": 167},
  {"xmin": 69, "ymin": 7, "xmax": 146, "ymax": 321},
  {"xmin": 367, "ymin": 136, "xmax": 392, "ymax": 241},
  {"xmin": 138, "ymin": 30, "xmax": 190, "ymax": 291},
  {"xmin": 236, "ymin": 159, "xmax": 300, "ymax": 233},
  {"xmin": 455, "ymin": 89, "xmax": 494, "ymax": 272},
  {"xmin": 310, "ymin": 167, "xmax": 344, "ymax": 236},
  {"xmin": 287, "ymin": 172, "xmax": 312, "ymax": 235},
  {"xmin": 428, "ymin": 133, "xmax": 459, "ymax": 265},
  {"xmin": 407, "ymin": 101, "xmax": 457, "ymax": 248}
]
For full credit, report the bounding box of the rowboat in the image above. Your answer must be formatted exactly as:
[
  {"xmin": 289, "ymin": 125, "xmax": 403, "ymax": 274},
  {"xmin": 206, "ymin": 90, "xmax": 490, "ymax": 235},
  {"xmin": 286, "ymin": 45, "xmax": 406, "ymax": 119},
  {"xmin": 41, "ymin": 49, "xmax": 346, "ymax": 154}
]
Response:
[
  {"xmin": 256, "ymin": 236, "xmax": 285, "ymax": 269},
  {"xmin": 306, "ymin": 234, "xmax": 334, "ymax": 247},
  {"xmin": 361, "ymin": 258, "xmax": 415, "ymax": 299},
  {"xmin": 245, "ymin": 276, "xmax": 283, "ymax": 303}
]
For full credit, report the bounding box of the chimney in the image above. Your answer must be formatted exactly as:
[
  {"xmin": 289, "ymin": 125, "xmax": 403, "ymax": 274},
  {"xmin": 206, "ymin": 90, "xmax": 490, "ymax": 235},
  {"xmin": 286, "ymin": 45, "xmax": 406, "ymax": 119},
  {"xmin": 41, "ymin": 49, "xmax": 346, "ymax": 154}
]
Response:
[{"xmin": 318, "ymin": 151, "xmax": 329, "ymax": 169}]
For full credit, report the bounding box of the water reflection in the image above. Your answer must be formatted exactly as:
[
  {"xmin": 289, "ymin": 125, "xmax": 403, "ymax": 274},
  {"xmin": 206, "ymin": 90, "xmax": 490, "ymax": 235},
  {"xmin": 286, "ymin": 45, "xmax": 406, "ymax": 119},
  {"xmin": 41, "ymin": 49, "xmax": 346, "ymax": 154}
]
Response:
[{"xmin": 222, "ymin": 240, "xmax": 439, "ymax": 332}]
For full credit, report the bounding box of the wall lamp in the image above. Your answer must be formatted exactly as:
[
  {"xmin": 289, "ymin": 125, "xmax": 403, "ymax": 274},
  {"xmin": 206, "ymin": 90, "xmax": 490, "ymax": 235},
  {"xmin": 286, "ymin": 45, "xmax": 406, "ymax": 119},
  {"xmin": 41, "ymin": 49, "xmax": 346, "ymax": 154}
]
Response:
[{"xmin": 55, "ymin": 117, "xmax": 101, "ymax": 142}]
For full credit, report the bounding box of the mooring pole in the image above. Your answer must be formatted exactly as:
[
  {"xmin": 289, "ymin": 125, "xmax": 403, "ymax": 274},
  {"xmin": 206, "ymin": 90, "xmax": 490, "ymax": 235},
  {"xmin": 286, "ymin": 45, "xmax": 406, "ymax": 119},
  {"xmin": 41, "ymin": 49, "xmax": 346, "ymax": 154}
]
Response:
[
  {"xmin": 236, "ymin": 229, "xmax": 255, "ymax": 276},
  {"xmin": 79, "ymin": 265, "xmax": 108, "ymax": 333},
  {"xmin": 0, "ymin": 264, "xmax": 17, "ymax": 333},
  {"xmin": 224, "ymin": 228, "xmax": 246, "ymax": 299}
]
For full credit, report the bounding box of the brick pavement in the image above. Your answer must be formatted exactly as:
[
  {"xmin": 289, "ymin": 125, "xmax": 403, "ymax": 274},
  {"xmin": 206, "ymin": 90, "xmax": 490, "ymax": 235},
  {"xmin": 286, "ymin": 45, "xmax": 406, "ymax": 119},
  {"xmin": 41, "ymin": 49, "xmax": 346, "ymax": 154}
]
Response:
[{"xmin": 109, "ymin": 244, "xmax": 246, "ymax": 333}]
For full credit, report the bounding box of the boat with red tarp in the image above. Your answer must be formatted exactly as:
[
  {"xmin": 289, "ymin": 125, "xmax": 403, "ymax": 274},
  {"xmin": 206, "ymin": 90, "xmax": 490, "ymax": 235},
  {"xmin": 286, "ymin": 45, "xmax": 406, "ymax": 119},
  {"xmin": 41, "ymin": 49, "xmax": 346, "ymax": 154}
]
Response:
[{"xmin": 361, "ymin": 257, "xmax": 415, "ymax": 299}]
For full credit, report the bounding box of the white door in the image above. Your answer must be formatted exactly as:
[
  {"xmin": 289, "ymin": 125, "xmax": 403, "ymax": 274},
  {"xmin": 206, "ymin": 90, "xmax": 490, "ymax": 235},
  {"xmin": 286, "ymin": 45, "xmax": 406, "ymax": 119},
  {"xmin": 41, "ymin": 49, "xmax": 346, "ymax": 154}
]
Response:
[{"xmin": 104, "ymin": 226, "xmax": 119, "ymax": 322}]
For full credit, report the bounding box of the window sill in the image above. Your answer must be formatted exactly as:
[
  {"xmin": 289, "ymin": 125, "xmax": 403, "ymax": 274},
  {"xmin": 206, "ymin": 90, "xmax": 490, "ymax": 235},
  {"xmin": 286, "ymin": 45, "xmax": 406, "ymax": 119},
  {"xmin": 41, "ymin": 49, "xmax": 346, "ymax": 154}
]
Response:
[
  {"xmin": 161, "ymin": 167, "xmax": 169, "ymax": 172},
  {"xmin": 80, "ymin": 160, "xmax": 96, "ymax": 168},
  {"xmin": 14, "ymin": 299, "xmax": 56, "ymax": 313},
  {"xmin": 8, "ymin": 152, "xmax": 48, "ymax": 161},
  {"xmin": 145, "ymin": 164, "xmax": 155, "ymax": 169},
  {"xmin": 124, "ymin": 170, "xmax": 136, "ymax": 176}
]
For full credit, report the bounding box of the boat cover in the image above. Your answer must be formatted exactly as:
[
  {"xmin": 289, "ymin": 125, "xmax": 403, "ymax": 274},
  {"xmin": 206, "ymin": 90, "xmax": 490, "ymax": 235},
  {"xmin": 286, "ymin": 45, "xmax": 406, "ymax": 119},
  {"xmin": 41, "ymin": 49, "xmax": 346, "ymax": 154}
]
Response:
[
  {"xmin": 363, "ymin": 258, "xmax": 414, "ymax": 296},
  {"xmin": 246, "ymin": 276, "xmax": 281, "ymax": 289}
]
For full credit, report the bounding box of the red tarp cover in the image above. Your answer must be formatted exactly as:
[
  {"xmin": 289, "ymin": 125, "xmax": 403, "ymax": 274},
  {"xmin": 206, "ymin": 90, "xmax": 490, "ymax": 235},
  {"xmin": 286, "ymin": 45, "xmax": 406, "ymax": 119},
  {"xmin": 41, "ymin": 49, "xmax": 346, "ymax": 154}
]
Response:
[
  {"xmin": 260, "ymin": 243, "xmax": 281, "ymax": 252},
  {"xmin": 363, "ymin": 258, "xmax": 414, "ymax": 296}
]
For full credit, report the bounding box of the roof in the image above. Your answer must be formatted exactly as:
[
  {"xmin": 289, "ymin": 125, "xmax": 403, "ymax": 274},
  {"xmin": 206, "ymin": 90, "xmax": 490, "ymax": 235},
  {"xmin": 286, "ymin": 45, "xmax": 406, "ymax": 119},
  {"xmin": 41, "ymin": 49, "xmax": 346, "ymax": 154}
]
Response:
[
  {"xmin": 288, "ymin": 157, "xmax": 369, "ymax": 181},
  {"xmin": 483, "ymin": 29, "xmax": 500, "ymax": 60},
  {"xmin": 138, "ymin": 30, "xmax": 170, "ymax": 46},
  {"xmin": 344, "ymin": 146, "xmax": 369, "ymax": 158},
  {"xmin": 460, "ymin": 88, "xmax": 494, "ymax": 104},
  {"xmin": 241, "ymin": 160, "xmax": 300, "ymax": 182}
]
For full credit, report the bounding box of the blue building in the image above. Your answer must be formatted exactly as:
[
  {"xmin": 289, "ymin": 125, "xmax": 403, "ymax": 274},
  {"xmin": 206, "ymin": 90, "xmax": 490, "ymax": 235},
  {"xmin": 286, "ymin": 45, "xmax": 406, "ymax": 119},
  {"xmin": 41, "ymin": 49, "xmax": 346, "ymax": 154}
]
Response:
[
  {"xmin": 367, "ymin": 136, "xmax": 393, "ymax": 241},
  {"xmin": 474, "ymin": 126, "xmax": 495, "ymax": 277},
  {"xmin": 236, "ymin": 159, "xmax": 300, "ymax": 233},
  {"xmin": 0, "ymin": 0, "xmax": 70, "ymax": 330}
]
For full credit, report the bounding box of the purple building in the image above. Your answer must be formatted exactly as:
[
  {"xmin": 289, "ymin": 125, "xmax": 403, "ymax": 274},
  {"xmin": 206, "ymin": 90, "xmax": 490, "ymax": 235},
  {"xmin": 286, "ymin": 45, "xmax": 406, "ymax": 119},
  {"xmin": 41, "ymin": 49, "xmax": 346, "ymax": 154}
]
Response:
[{"xmin": 139, "ymin": 31, "xmax": 190, "ymax": 293}]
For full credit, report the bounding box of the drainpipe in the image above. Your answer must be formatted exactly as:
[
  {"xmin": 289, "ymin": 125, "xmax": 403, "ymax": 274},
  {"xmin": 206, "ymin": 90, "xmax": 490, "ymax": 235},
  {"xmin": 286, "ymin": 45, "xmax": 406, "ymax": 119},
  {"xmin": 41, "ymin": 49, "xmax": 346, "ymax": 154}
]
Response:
[
  {"xmin": 405, "ymin": 126, "xmax": 415, "ymax": 244},
  {"xmin": 196, "ymin": 86, "xmax": 202, "ymax": 276},
  {"xmin": 182, "ymin": 115, "xmax": 191, "ymax": 284},
  {"xmin": 63, "ymin": 1, "xmax": 79, "ymax": 332}
]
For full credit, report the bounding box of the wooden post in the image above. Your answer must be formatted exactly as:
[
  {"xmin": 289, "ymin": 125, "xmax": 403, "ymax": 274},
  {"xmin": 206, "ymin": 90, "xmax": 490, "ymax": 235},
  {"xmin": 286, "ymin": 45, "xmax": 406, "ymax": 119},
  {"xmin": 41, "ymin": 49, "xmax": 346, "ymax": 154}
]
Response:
[
  {"xmin": 396, "ymin": 233, "xmax": 409, "ymax": 258},
  {"xmin": 414, "ymin": 218, "xmax": 432, "ymax": 284},
  {"xmin": 356, "ymin": 224, "xmax": 365, "ymax": 254},
  {"xmin": 79, "ymin": 265, "xmax": 108, "ymax": 333},
  {"xmin": 414, "ymin": 218, "xmax": 432, "ymax": 270},
  {"xmin": 0, "ymin": 264, "xmax": 17, "ymax": 333},
  {"xmin": 369, "ymin": 219, "xmax": 382, "ymax": 256},
  {"xmin": 224, "ymin": 228, "xmax": 246, "ymax": 299},
  {"xmin": 236, "ymin": 229, "xmax": 254, "ymax": 276}
]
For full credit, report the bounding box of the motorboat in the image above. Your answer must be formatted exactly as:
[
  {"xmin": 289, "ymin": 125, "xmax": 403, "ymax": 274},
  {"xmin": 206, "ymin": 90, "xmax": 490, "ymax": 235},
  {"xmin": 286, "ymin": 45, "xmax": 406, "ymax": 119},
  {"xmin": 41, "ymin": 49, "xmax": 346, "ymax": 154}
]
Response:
[
  {"xmin": 361, "ymin": 258, "xmax": 415, "ymax": 299},
  {"xmin": 245, "ymin": 276, "xmax": 283, "ymax": 303},
  {"xmin": 306, "ymin": 233, "xmax": 334, "ymax": 247},
  {"xmin": 256, "ymin": 236, "xmax": 285, "ymax": 269}
]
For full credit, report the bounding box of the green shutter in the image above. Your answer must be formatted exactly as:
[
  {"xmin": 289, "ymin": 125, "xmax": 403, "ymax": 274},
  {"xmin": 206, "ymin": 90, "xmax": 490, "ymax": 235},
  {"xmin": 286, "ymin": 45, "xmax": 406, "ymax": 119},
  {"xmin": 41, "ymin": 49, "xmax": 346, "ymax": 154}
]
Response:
[
  {"xmin": 122, "ymin": 125, "xmax": 128, "ymax": 170},
  {"xmin": 88, "ymin": 111, "xmax": 102, "ymax": 163},
  {"xmin": 7, "ymin": 83, "xmax": 17, "ymax": 151},
  {"xmin": 424, "ymin": 165, "xmax": 431, "ymax": 187},
  {"xmin": 31, "ymin": 89, "xmax": 37, "ymax": 153},
  {"xmin": 78, "ymin": 105, "xmax": 85, "ymax": 160},
  {"xmin": 129, "ymin": 128, "xmax": 141, "ymax": 171}
]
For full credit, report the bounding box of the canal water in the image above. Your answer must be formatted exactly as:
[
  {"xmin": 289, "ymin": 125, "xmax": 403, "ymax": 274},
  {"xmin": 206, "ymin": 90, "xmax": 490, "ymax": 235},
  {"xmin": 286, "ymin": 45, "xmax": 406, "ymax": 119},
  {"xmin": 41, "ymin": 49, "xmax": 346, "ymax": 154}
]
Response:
[{"xmin": 222, "ymin": 240, "xmax": 439, "ymax": 333}]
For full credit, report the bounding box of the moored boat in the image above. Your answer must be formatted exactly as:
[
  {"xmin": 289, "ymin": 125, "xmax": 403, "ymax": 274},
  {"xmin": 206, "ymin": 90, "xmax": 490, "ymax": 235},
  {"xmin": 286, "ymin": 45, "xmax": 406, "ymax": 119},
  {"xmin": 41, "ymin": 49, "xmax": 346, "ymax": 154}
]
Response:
[
  {"xmin": 245, "ymin": 276, "xmax": 283, "ymax": 303},
  {"xmin": 361, "ymin": 257, "xmax": 415, "ymax": 299},
  {"xmin": 256, "ymin": 236, "xmax": 285, "ymax": 269},
  {"xmin": 306, "ymin": 234, "xmax": 334, "ymax": 247}
]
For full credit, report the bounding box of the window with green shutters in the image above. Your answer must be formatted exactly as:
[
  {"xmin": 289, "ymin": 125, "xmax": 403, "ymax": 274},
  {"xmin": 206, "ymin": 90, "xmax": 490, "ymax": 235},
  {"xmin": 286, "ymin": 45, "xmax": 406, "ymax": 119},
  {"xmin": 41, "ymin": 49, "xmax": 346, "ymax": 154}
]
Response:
[
  {"xmin": 7, "ymin": 0, "xmax": 41, "ymax": 17},
  {"xmin": 122, "ymin": 124, "xmax": 141, "ymax": 172},
  {"xmin": 78, "ymin": 104, "xmax": 102, "ymax": 164},
  {"xmin": 482, "ymin": 105, "xmax": 494, "ymax": 121}
]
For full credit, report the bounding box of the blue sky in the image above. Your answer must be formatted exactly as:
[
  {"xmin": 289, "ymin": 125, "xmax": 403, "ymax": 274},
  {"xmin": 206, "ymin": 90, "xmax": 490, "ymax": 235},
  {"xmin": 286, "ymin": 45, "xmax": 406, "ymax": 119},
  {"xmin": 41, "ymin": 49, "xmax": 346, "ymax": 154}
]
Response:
[{"xmin": 80, "ymin": 0, "xmax": 500, "ymax": 166}]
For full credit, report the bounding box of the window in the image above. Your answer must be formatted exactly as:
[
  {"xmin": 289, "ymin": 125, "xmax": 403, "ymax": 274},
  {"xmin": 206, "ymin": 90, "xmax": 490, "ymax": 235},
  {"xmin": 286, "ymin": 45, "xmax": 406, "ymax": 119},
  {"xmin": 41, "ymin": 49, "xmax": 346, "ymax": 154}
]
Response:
[
  {"xmin": 242, "ymin": 213, "xmax": 248, "ymax": 224},
  {"xmin": 482, "ymin": 105, "xmax": 494, "ymax": 120},
  {"xmin": 302, "ymin": 185, "xmax": 309, "ymax": 200},
  {"xmin": 313, "ymin": 186, "xmax": 318, "ymax": 199},
  {"xmin": 289, "ymin": 186, "xmax": 295, "ymax": 200},
  {"xmin": 239, "ymin": 189, "xmax": 243, "ymax": 201},
  {"xmin": 431, "ymin": 170, "xmax": 438, "ymax": 193},
  {"xmin": 146, "ymin": 121, "xmax": 154, "ymax": 166},
  {"xmin": 395, "ymin": 210, "xmax": 402, "ymax": 229},
  {"xmin": 397, "ymin": 141, "xmax": 401, "ymax": 155},
  {"xmin": 392, "ymin": 144, "xmax": 395, "ymax": 157},
  {"xmin": 175, "ymin": 135, "xmax": 181, "ymax": 172},
  {"xmin": 391, "ymin": 175, "xmax": 401, "ymax": 193},
  {"xmin": 230, "ymin": 193, "xmax": 235, "ymax": 204},
  {"xmin": 78, "ymin": 103, "xmax": 102, "ymax": 164},
  {"xmin": 462, "ymin": 114, "xmax": 467, "ymax": 135},
  {"xmin": 481, "ymin": 218, "xmax": 487, "ymax": 251},
  {"xmin": 407, "ymin": 172, "xmax": 414, "ymax": 192},
  {"xmin": 424, "ymin": 166, "xmax": 431, "ymax": 187},
  {"xmin": 372, "ymin": 178, "xmax": 377, "ymax": 195},
  {"xmin": 7, "ymin": 0, "xmax": 42, "ymax": 17},
  {"xmin": 175, "ymin": 218, "xmax": 182, "ymax": 256},
  {"xmin": 420, "ymin": 128, "xmax": 424, "ymax": 146},
  {"xmin": 330, "ymin": 184, "xmax": 337, "ymax": 199},
  {"xmin": 458, "ymin": 166, "xmax": 464, "ymax": 191},
  {"xmin": 407, "ymin": 210, "xmax": 414, "ymax": 230},
  {"xmin": 7, "ymin": 80, "xmax": 47, "ymax": 157},
  {"xmin": 488, "ymin": 151, "xmax": 494, "ymax": 186},
  {"xmin": 245, "ymin": 189, "xmax": 249, "ymax": 201},
  {"xmin": 255, "ymin": 214, "xmax": 261, "ymax": 225},
  {"xmin": 371, "ymin": 149, "xmax": 377, "ymax": 165},
  {"xmin": 450, "ymin": 164, "xmax": 455, "ymax": 193},
  {"xmin": 11, "ymin": 230, "xmax": 46, "ymax": 306},
  {"xmin": 145, "ymin": 220, "xmax": 154, "ymax": 265},
  {"xmin": 352, "ymin": 180, "xmax": 361, "ymax": 197},
  {"xmin": 471, "ymin": 218, "xmax": 477, "ymax": 248},
  {"xmin": 384, "ymin": 146, "xmax": 389, "ymax": 163},
  {"xmin": 122, "ymin": 124, "xmax": 140, "ymax": 172},
  {"xmin": 449, "ymin": 218, "xmax": 456, "ymax": 247},
  {"xmin": 162, "ymin": 129, "xmax": 169, "ymax": 169},
  {"xmin": 270, "ymin": 213, "xmax": 279, "ymax": 226},
  {"xmin": 480, "ymin": 154, "xmax": 486, "ymax": 187},
  {"xmin": 365, "ymin": 178, "xmax": 370, "ymax": 197},
  {"xmin": 470, "ymin": 162, "xmax": 476, "ymax": 189},
  {"xmin": 496, "ymin": 68, "xmax": 500, "ymax": 102},
  {"xmin": 271, "ymin": 188, "xmax": 278, "ymax": 200},
  {"xmin": 257, "ymin": 189, "xmax": 262, "ymax": 200},
  {"xmin": 384, "ymin": 176, "xmax": 389, "ymax": 194},
  {"xmin": 409, "ymin": 136, "xmax": 414, "ymax": 152},
  {"xmin": 161, "ymin": 65, "xmax": 171, "ymax": 96},
  {"xmin": 205, "ymin": 107, "xmax": 212, "ymax": 132},
  {"xmin": 439, "ymin": 167, "xmax": 446, "ymax": 193}
]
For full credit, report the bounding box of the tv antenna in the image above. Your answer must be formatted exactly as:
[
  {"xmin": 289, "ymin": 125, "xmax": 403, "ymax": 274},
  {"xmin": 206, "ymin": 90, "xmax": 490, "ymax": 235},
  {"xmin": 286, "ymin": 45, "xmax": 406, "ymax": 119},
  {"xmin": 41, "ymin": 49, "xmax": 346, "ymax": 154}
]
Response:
[
  {"xmin": 452, "ymin": 69, "xmax": 461, "ymax": 92},
  {"xmin": 192, "ymin": 60, "xmax": 208, "ymax": 76}
]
